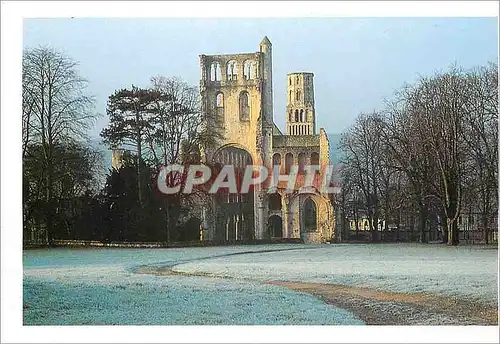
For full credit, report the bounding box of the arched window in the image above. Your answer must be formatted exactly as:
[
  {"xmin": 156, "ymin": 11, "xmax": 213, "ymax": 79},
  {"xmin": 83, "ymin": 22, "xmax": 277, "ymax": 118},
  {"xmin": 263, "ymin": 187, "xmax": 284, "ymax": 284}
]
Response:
[
  {"xmin": 210, "ymin": 62, "xmax": 221, "ymax": 81},
  {"xmin": 298, "ymin": 152, "xmax": 305, "ymax": 174},
  {"xmin": 243, "ymin": 60, "xmax": 255, "ymax": 80},
  {"xmin": 311, "ymin": 152, "xmax": 319, "ymax": 165},
  {"xmin": 216, "ymin": 92, "xmax": 224, "ymax": 120},
  {"xmin": 269, "ymin": 193, "xmax": 281, "ymax": 211},
  {"xmin": 300, "ymin": 109, "xmax": 304, "ymax": 122},
  {"xmin": 296, "ymin": 75, "xmax": 299, "ymax": 84},
  {"xmin": 296, "ymin": 89, "xmax": 301, "ymax": 102},
  {"xmin": 289, "ymin": 90, "xmax": 292, "ymax": 102},
  {"xmin": 288, "ymin": 110, "xmax": 293, "ymax": 122},
  {"xmin": 294, "ymin": 109, "xmax": 299, "ymax": 122},
  {"xmin": 273, "ymin": 153, "xmax": 281, "ymax": 166},
  {"xmin": 210, "ymin": 64, "xmax": 215, "ymax": 81},
  {"xmin": 227, "ymin": 60, "xmax": 238, "ymax": 81},
  {"xmin": 285, "ymin": 153, "xmax": 293, "ymax": 174},
  {"xmin": 239, "ymin": 91, "xmax": 250, "ymax": 121},
  {"xmin": 216, "ymin": 92, "xmax": 224, "ymax": 108},
  {"xmin": 303, "ymin": 198, "xmax": 317, "ymax": 232},
  {"xmin": 289, "ymin": 77, "xmax": 292, "ymax": 86}
]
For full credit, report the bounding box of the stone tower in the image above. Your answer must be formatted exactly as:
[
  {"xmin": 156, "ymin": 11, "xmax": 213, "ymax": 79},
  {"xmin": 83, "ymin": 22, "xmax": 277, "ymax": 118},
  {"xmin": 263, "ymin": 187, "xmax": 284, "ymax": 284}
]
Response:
[
  {"xmin": 111, "ymin": 149, "xmax": 124, "ymax": 170},
  {"xmin": 198, "ymin": 36, "xmax": 274, "ymax": 241},
  {"xmin": 286, "ymin": 72, "xmax": 315, "ymax": 136},
  {"xmin": 260, "ymin": 36, "xmax": 274, "ymax": 169}
]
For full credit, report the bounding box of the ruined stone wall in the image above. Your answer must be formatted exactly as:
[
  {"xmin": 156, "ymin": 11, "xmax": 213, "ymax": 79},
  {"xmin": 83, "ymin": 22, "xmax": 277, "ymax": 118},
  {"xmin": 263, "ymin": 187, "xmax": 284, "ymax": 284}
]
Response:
[
  {"xmin": 200, "ymin": 52, "xmax": 263, "ymax": 164},
  {"xmin": 280, "ymin": 192, "xmax": 333, "ymax": 243},
  {"xmin": 198, "ymin": 37, "xmax": 334, "ymax": 244},
  {"xmin": 199, "ymin": 37, "xmax": 275, "ymax": 241},
  {"xmin": 319, "ymin": 128, "xmax": 331, "ymax": 167},
  {"xmin": 111, "ymin": 149, "xmax": 124, "ymax": 170}
]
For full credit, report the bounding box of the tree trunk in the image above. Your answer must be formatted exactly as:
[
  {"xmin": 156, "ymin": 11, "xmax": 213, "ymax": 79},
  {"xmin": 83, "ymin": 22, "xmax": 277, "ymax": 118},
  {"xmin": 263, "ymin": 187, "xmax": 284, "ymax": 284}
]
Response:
[
  {"xmin": 164, "ymin": 199, "xmax": 170, "ymax": 244},
  {"xmin": 371, "ymin": 214, "xmax": 379, "ymax": 243},
  {"xmin": 136, "ymin": 111, "xmax": 143, "ymax": 206},
  {"xmin": 441, "ymin": 215, "xmax": 448, "ymax": 244},
  {"xmin": 482, "ymin": 214, "xmax": 490, "ymax": 245},
  {"xmin": 45, "ymin": 160, "xmax": 54, "ymax": 247},
  {"xmin": 482, "ymin": 190, "xmax": 491, "ymax": 244},
  {"xmin": 447, "ymin": 218, "xmax": 459, "ymax": 246},
  {"xmin": 354, "ymin": 207, "xmax": 359, "ymax": 237},
  {"xmin": 418, "ymin": 201, "xmax": 428, "ymax": 243}
]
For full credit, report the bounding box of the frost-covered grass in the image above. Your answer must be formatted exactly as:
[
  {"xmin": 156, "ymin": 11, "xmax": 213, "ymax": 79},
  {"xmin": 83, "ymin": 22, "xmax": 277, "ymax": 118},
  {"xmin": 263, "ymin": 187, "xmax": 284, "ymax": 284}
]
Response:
[
  {"xmin": 172, "ymin": 244, "xmax": 499, "ymax": 305},
  {"xmin": 23, "ymin": 244, "xmax": 498, "ymax": 325},
  {"xmin": 23, "ymin": 244, "xmax": 309, "ymax": 269},
  {"xmin": 23, "ymin": 245, "xmax": 362, "ymax": 325}
]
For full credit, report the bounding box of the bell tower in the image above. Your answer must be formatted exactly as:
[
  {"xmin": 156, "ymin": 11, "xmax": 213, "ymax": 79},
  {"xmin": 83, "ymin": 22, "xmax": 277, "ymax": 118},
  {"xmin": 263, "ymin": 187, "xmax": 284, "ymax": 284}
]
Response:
[{"xmin": 286, "ymin": 72, "xmax": 315, "ymax": 136}]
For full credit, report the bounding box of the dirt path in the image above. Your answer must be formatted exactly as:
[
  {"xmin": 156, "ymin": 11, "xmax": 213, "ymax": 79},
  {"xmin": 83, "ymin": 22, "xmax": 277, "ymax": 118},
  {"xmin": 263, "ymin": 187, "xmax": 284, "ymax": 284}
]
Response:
[
  {"xmin": 134, "ymin": 265, "xmax": 498, "ymax": 326},
  {"xmin": 269, "ymin": 281, "xmax": 498, "ymax": 325}
]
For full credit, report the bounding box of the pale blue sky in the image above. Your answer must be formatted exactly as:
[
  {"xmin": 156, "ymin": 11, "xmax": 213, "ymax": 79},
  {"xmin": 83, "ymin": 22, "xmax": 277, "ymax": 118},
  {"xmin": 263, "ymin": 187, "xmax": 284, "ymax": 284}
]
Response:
[{"xmin": 23, "ymin": 18, "xmax": 498, "ymax": 138}]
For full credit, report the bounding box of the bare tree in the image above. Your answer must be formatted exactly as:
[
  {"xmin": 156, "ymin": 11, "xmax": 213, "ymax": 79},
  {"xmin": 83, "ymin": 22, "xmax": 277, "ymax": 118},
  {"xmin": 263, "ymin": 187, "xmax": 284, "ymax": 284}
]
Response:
[
  {"xmin": 338, "ymin": 63, "xmax": 497, "ymax": 246},
  {"xmin": 339, "ymin": 112, "xmax": 388, "ymax": 242},
  {"xmin": 406, "ymin": 67, "xmax": 471, "ymax": 245},
  {"xmin": 22, "ymin": 46, "xmax": 97, "ymax": 245},
  {"xmin": 383, "ymin": 88, "xmax": 438, "ymax": 243},
  {"xmin": 461, "ymin": 63, "xmax": 498, "ymax": 243},
  {"xmin": 144, "ymin": 76, "xmax": 223, "ymax": 242}
]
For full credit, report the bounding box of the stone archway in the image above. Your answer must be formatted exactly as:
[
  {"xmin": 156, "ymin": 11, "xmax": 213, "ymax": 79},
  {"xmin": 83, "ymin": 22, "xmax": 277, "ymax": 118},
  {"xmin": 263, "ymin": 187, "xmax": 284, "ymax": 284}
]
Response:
[
  {"xmin": 212, "ymin": 145, "xmax": 254, "ymax": 241},
  {"xmin": 268, "ymin": 215, "xmax": 283, "ymax": 238}
]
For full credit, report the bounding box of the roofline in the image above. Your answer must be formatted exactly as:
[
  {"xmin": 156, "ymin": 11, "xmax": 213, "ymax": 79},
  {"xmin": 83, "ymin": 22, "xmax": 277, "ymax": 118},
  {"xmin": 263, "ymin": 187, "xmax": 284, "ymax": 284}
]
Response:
[{"xmin": 287, "ymin": 72, "xmax": 314, "ymax": 76}]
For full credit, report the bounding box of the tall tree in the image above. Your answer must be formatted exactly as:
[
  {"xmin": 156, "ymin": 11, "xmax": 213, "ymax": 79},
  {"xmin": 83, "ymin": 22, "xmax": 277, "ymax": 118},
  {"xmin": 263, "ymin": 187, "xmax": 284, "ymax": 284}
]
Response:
[
  {"xmin": 146, "ymin": 76, "xmax": 223, "ymax": 242},
  {"xmin": 22, "ymin": 46, "xmax": 97, "ymax": 245},
  {"xmin": 101, "ymin": 86, "xmax": 164, "ymax": 205},
  {"xmin": 461, "ymin": 63, "xmax": 498, "ymax": 243},
  {"xmin": 410, "ymin": 68, "xmax": 469, "ymax": 245},
  {"xmin": 383, "ymin": 89, "xmax": 437, "ymax": 243},
  {"xmin": 339, "ymin": 112, "xmax": 387, "ymax": 242}
]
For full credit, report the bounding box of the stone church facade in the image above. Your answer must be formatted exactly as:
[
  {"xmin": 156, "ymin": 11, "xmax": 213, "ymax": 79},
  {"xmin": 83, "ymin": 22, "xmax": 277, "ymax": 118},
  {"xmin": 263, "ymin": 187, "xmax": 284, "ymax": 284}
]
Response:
[{"xmin": 199, "ymin": 37, "xmax": 334, "ymax": 244}]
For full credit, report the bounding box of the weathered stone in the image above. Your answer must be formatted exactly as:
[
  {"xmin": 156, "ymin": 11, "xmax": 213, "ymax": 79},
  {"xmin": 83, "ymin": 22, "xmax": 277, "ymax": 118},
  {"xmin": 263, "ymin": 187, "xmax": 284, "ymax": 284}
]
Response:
[{"xmin": 199, "ymin": 37, "xmax": 335, "ymax": 244}]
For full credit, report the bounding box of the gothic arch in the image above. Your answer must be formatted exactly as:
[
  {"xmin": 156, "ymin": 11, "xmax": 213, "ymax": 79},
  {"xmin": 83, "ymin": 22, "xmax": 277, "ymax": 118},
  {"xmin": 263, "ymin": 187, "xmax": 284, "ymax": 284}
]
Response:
[
  {"xmin": 303, "ymin": 197, "xmax": 317, "ymax": 232},
  {"xmin": 273, "ymin": 153, "xmax": 281, "ymax": 166},
  {"xmin": 216, "ymin": 92, "xmax": 224, "ymax": 107},
  {"xmin": 311, "ymin": 152, "xmax": 320, "ymax": 166},
  {"xmin": 212, "ymin": 145, "xmax": 254, "ymax": 242}
]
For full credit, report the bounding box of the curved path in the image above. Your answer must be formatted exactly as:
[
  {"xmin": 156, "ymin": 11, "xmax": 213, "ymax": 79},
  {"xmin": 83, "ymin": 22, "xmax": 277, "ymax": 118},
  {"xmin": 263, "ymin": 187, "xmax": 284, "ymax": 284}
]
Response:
[
  {"xmin": 23, "ymin": 244, "xmax": 498, "ymax": 325},
  {"xmin": 134, "ymin": 244, "xmax": 498, "ymax": 325}
]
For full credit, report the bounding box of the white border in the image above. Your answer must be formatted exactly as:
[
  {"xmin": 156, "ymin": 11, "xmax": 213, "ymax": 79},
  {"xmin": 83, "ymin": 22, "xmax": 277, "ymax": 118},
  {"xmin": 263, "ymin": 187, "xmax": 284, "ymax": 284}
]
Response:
[
  {"xmin": 8, "ymin": 326, "xmax": 500, "ymax": 343},
  {"xmin": 11, "ymin": 1, "xmax": 500, "ymax": 18},
  {"xmin": 2, "ymin": 1, "xmax": 499, "ymax": 343}
]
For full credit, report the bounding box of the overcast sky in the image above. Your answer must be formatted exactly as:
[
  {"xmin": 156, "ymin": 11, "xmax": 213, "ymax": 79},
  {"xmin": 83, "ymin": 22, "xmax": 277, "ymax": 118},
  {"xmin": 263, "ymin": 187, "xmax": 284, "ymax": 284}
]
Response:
[{"xmin": 23, "ymin": 17, "xmax": 498, "ymax": 138}]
